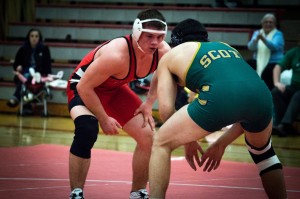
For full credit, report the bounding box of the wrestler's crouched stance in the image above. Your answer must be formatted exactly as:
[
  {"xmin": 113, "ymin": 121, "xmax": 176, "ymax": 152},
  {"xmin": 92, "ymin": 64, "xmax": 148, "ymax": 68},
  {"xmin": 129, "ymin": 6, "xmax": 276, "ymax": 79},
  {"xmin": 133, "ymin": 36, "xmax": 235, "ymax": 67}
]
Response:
[{"xmin": 68, "ymin": 85, "xmax": 154, "ymax": 199}]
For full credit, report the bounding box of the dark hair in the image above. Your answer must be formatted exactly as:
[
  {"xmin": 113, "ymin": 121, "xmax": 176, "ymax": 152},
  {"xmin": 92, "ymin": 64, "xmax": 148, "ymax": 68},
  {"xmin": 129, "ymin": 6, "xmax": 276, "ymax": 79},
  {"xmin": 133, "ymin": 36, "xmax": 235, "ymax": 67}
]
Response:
[
  {"xmin": 170, "ymin": 18, "xmax": 209, "ymax": 47},
  {"xmin": 137, "ymin": 8, "xmax": 166, "ymax": 30},
  {"xmin": 24, "ymin": 28, "xmax": 44, "ymax": 48}
]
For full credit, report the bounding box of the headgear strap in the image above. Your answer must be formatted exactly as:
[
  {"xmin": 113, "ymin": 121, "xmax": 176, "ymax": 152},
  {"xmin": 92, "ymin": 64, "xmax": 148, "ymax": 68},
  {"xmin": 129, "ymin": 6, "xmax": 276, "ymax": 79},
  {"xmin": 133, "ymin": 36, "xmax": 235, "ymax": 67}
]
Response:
[{"xmin": 132, "ymin": 18, "xmax": 167, "ymax": 41}]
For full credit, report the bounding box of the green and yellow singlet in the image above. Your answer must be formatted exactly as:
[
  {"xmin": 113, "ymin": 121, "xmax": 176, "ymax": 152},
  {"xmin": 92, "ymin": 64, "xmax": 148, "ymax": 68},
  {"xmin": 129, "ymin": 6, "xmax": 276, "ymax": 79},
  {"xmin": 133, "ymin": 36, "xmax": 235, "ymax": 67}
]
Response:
[{"xmin": 185, "ymin": 42, "xmax": 272, "ymax": 132}]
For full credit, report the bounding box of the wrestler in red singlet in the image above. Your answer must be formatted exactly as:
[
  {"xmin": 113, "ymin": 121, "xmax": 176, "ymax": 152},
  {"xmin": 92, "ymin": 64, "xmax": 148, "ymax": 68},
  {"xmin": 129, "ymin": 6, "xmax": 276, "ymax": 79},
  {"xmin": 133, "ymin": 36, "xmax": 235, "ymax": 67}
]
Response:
[{"xmin": 67, "ymin": 35, "xmax": 158, "ymax": 125}]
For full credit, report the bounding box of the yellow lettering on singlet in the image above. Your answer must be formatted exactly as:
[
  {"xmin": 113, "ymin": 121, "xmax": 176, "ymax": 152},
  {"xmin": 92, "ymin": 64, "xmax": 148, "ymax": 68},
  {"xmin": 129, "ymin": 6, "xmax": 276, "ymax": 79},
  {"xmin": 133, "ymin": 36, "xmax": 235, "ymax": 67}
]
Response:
[
  {"xmin": 198, "ymin": 99, "xmax": 207, "ymax": 105},
  {"xmin": 201, "ymin": 85, "xmax": 210, "ymax": 91},
  {"xmin": 208, "ymin": 50, "xmax": 221, "ymax": 60},
  {"xmin": 200, "ymin": 55, "xmax": 211, "ymax": 68},
  {"xmin": 218, "ymin": 50, "xmax": 230, "ymax": 58},
  {"xmin": 199, "ymin": 49, "xmax": 241, "ymax": 68},
  {"xmin": 228, "ymin": 50, "xmax": 241, "ymax": 58}
]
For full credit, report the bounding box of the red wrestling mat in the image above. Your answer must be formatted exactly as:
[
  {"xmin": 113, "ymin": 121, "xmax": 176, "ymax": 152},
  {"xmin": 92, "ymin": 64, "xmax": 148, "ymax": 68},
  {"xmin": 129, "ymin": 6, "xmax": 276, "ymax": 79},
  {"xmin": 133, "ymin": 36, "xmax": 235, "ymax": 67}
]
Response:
[{"xmin": 0, "ymin": 144, "xmax": 299, "ymax": 199}]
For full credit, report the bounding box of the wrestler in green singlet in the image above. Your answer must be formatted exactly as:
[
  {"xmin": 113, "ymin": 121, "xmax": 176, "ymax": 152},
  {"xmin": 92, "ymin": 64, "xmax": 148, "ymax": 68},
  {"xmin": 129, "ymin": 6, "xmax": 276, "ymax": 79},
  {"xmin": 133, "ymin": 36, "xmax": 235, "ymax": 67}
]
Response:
[{"xmin": 186, "ymin": 42, "xmax": 272, "ymax": 132}]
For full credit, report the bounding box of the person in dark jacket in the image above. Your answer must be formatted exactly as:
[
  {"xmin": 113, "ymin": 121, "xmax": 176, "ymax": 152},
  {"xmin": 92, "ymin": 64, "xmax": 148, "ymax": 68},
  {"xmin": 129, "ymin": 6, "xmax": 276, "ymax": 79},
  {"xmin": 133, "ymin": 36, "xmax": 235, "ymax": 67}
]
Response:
[{"xmin": 7, "ymin": 28, "xmax": 52, "ymax": 107}]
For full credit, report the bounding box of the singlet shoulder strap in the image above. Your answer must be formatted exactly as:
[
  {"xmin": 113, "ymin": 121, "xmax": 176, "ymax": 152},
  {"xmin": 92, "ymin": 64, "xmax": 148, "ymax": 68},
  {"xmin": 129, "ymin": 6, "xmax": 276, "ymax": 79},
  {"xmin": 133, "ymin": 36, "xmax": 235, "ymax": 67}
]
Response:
[
  {"xmin": 150, "ymin": 49, "xmax": 159, "ymax": 74},
  {"xmin": 122, "ymin": 35, "xmax": 135, "ymax": 78}
]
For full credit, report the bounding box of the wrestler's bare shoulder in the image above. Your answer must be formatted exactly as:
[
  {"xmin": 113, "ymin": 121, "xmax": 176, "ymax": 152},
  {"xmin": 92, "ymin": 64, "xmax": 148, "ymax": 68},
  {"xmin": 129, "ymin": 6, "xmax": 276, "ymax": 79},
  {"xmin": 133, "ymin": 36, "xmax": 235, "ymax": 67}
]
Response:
[
  {"xmin": 172, "ymin": 42, "xmax": 199, "ymax": 55},
  {"xmin": 95, "ymin": 37, "xmax": 129, "ymax": 60},
  {"xmin": 160, "ymin": 42, "xmax": 199, "ymax": 76},
  {"xmin": 164, "ymin": 42, "xmax": 198, "ymax": 62}
]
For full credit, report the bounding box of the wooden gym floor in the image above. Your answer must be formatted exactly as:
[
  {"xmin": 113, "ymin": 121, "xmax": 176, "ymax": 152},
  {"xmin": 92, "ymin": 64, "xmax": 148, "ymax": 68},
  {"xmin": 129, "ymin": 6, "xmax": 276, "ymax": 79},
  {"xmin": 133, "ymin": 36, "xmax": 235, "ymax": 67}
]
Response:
[{"xmin": 0, "ymin": 113, "xmax": 299, "ymax": 168}]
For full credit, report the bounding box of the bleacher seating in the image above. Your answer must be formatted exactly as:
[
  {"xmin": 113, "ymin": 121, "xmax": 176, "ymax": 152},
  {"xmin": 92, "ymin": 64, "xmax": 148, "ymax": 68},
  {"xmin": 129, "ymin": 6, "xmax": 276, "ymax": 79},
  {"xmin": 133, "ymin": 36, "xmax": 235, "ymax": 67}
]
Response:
[
  {"xmin": 57, "ymin": 0, "xmax": 214, "ymax": 5},
  {"xmin": 8, "ymin": 22, "xmax": 254, "ymax": 47},
  {"xmin": 35, "ymin": 3, "xmax": 278, "ymax": 27},
  {"xmin": 56, "ymin": 0, "xmax": 300, "ymax": 7},
  {"xmin": 0, "ymin": 41, "xmax": 96, "ymax": 63},
  {"xmin": 1, "ymin": 0, "xmax": 299, "ymax": 117},
  {"xmin": 0, "ymin": 61, "xmax": 13, "ymax": 82}
]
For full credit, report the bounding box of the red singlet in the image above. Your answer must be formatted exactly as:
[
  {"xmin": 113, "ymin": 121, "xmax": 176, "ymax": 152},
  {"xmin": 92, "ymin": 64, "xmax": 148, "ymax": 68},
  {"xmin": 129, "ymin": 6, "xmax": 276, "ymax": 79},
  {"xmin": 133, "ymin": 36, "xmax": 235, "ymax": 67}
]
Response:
[{"xmin": 67, "ymin": 35, "xmax": 159, "ymax": 125}]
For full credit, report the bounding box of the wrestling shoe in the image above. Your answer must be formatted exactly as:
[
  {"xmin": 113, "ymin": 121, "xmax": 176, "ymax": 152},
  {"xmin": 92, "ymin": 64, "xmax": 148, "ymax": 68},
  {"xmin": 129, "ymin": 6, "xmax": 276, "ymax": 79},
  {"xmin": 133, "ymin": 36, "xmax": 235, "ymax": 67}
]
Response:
[
  {"xmin": 129, "ymin": 189, "xmax": 149, "ymax": 199},
  {"xmin": 69, "ymin": 188, "xmax": 84, "ymax": 199}
]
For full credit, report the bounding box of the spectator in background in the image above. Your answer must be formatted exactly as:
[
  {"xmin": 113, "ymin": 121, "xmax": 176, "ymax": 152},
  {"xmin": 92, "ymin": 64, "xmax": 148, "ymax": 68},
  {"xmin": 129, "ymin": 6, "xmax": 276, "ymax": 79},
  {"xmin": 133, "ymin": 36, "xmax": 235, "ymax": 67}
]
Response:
[
  {"xmin": 247, "ymin": 13, "xmax": 284, "ymax": 90},
  {"xmin": 272, "ymin": 34, "xmax": 300, "ymax": 137},
  {"xmin": 7, "ymin": 28, "xmax": 52, "ymax": 108}
]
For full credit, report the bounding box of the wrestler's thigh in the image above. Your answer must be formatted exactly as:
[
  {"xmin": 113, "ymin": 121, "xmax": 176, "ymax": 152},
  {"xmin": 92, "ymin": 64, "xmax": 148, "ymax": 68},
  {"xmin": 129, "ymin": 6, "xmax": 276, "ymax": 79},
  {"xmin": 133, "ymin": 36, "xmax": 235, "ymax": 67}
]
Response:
[
  {"xmin": 123, "ymin": 113, "xmax": 154, "ymax": 143},
  {"xmin": 244, "ymin": 120, "xmax": 273, "ymax": 148},
  {"xmin": 155, "ymin": 105, "xmax": 209, "ymax": 150},
  {"xmin": 69, "ymin": 105, "xmax": 95, "ymax": 120}
]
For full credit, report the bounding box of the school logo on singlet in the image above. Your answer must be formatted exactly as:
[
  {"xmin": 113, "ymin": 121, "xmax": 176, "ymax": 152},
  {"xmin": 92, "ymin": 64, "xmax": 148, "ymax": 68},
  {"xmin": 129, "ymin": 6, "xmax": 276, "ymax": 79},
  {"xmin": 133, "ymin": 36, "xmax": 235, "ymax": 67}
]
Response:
[
  {"xmin": 200, "ymin": 49, "xmax": 241, "ymax": 68},
  {"xmin": 198, "ymin": 42, "xmax": 241, "ymax": 68}
]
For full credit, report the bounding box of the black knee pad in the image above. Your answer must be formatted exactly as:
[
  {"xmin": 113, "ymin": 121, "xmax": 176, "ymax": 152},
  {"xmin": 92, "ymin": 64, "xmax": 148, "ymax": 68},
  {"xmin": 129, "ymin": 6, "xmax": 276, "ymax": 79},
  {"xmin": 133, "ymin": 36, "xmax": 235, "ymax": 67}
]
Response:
[
  {"xmin": 70, "ymin": 115, "xmax": 99, "ymax": 158},
  {"xmin": 245, "ymin": 138, "xmax": 282, "ymax": 176}
]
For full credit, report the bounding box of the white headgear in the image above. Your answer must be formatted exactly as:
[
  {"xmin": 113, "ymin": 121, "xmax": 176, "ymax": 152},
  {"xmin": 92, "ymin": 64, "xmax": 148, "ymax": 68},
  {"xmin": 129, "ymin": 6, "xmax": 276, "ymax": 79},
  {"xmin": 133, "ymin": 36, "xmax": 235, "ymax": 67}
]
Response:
[{"xmin": 132, "ymin": 18, "xmax": 167, "ymax": 41}]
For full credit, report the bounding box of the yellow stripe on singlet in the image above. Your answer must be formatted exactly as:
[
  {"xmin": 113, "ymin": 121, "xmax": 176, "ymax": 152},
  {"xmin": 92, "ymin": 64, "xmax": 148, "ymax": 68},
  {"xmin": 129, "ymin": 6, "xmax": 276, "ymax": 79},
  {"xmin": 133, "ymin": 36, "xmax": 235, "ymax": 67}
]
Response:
[{"xmin": 183, "ymin": 42, "xmax": 201, "ymax": 85}]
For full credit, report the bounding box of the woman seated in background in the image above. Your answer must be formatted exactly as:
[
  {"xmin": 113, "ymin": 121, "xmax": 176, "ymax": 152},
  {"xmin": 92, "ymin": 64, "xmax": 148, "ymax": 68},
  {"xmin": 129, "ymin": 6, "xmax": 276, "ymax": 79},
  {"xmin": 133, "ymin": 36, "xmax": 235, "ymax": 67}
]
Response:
[{"xmin": 7, "ymin": 28, "xmax": 52, "ymax": 107}]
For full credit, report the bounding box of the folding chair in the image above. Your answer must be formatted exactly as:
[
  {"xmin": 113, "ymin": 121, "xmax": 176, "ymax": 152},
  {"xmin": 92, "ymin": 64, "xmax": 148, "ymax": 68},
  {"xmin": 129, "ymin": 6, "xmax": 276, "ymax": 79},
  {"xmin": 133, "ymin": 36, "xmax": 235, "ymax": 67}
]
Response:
[{"xmin": 19, "ymin": 82, "xmax": 51, "ymax": 116}]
